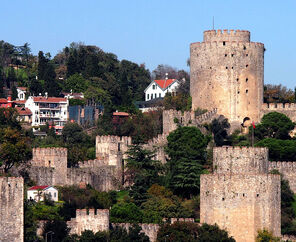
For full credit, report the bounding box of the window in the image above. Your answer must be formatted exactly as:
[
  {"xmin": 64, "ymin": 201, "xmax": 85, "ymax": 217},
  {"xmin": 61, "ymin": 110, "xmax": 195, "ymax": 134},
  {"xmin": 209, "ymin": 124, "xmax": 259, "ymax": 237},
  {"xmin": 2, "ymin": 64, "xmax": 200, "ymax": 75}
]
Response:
[
  {"xmin": 152, "ymin": 85, "xmax": 155, "ymax": 90},
  {"xmin": 54, "ymin": 192, "xmax": 56, "ymax": 198},
  {"xmin": 155, "ymin": 93, "xmax": 157, "ymax": 98},
  {"xmin": 246, "ymin": 89, "xmax": 248, "ymax": 93},
  {"xmin": 246, "ymin": 64, "xmax": 248, "ymax": 68},
  {"xmin": 225, "ymin": 54, "xmax": 227, "ymax": 57},
  {"xmin": 223, "ymin": 41, "xmax": 226, "ymax": 46},
  {"xmin": 159, "ymin": 93, "xmax": 161, "ymax": 97},
  {"xmin": 231, "ymin": 54, "xmax": 234, "ymax": 57},
  {"xmin": 246, "ymin": 78, "xmax": 248, "ymax": 82},
  {"xmin": 147, "ymin": 94, "xmax": 149, "ymax": 100}
]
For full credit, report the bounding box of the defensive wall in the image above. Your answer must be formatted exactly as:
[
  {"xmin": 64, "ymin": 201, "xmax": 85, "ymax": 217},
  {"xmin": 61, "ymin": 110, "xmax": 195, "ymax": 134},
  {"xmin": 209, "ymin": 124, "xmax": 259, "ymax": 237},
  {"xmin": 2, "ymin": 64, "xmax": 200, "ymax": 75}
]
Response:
[
  {"xmin": 201, "ymin": 146, "xmax": 281, "ymax": 242},
  {"xmin": 67, "ymin": 209, "xmax": 109, "ymax": 235},
  {"xmin": 67, "ymin": 208, "xmax": 194, "ymax": 242},
  {"xmin": 261, "ymin": 103, "xmax": 296, "ymax": 122},
  {"xmin": 26, "ymin": 147, "xmax": 121, "ymax": 191},
  {"xmin": 143, "ymin": 133, "xmax": 168, "ymax": 164},
  {"xmin": 0, "ymin": 177, "xmax": 24, "ymax": 242}
]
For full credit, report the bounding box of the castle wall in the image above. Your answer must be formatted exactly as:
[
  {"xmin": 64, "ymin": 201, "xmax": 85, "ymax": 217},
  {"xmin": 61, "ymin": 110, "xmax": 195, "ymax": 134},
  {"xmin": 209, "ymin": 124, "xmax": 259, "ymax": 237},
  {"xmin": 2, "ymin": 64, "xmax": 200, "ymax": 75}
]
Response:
[
  {"xmin": 213, "ymin": 146, "xmax": 269, "ymax": 174},
  {"xmin": 200, "ymin": 174, "xmax": 281, "ymax": 242},
  {"xmin": 190, "ymin": 29, "xmax": 264, "ymax": 124},
  {"xmin": 67, "ymin": 209, "xmax": 109, "ymax": 235},
  {"xmin": 261, "ymin": 103, "xmax": 296, "ymax": 122},
  {"xmin": 143, "ymin": 133, "xmax": 168, "ymax": 164},
  {"xmin": 201, "ymin": 146, "xmax": 281, "ymax": 242},
  {"xmin": 31, "ymin": 148, "xmax": 67, "ymax": 185},
  {"xmin": 269, "ymin": 161, "xmax": 296, "ymax": 193},
  {"xmin": 96, "ymin": 136, "xmax": 131, "ymax": 167},
  {"xmin": 0, "ymin": 177, "xmax": 24, "ymax": 242}
]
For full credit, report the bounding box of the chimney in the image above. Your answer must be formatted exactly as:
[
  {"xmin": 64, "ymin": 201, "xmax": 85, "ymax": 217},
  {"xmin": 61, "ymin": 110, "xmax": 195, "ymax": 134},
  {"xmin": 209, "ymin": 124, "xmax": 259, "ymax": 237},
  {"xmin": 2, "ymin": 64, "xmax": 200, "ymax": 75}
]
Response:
[
  {"xmin": 45, "ymin": 92, "xmax": 48, "ymax": 99},
  {"xmin": 7, "ymin": 96, "xmax": 12, "ymax": 102}
]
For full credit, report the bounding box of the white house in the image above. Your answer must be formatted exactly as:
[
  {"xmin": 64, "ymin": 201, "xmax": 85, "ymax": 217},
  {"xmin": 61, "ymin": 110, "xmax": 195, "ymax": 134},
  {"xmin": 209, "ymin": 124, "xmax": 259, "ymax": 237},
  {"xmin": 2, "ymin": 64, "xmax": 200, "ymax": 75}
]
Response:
[
  {"xmin": 144, "ymin": 78, "xmax": 179, "ymax": 101},
  {"xmin": 17, "ymin": 87, "xmax": 27, "ymax": 100},
  {"xmin": 27, "ymin": 185, "xmax": 58, "ymax": 202},
  {"xmin": 25, "ymin": 95, "xmax": 69, "ymax": 134}
]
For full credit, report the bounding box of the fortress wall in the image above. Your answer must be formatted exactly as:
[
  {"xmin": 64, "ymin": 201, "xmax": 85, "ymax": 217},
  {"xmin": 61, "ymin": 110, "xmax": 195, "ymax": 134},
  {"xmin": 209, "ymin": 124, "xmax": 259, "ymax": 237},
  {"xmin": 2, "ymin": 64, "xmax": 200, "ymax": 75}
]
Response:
[
  {"xmin": 200, "ymin": 174, "xmax": 281, "ymax": 242},
  {"xmin": 269, "ymin": 161, "xmax": 296, "ymax": 193},
  {"xmin": 261, "ymin": 103, "xmax": 296, "ymax": 122},
  {"xmin": 213, "ymin": 146, "xmax": 269, "ymax": 174},
  {"xmin": 67, "ymin": 209, "xmax": 109, "ymax": 235},
  {"xmin": 0, "ymin": 177, "xmax": 24, "ymax": 242}
]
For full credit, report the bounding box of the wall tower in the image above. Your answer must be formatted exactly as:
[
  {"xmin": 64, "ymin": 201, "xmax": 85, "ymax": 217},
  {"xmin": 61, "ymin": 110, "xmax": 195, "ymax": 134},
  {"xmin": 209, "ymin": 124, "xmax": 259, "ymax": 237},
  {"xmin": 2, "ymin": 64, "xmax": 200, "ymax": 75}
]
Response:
[
  {"xmin": 200, "ymin": 147, "xmax": 280, "ymax": 242},
  {"xmin": 190, "ymin": 29, "xmax": 264, "ymax": 125}
]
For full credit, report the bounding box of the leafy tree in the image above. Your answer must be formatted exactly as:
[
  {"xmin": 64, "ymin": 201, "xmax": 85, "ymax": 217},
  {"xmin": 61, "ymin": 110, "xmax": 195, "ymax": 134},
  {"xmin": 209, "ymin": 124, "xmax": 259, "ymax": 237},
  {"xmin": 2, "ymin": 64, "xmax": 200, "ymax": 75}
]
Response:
[
  {"xmin": 65, "ymin": 73, "xmax": 87, "ymax": 92},
  {"xmin": 11, "ymin": 85, "xmax": 18, "ymax": 100},
  {"xmin": 110, "ymin": 202, "xmax": 143, "ymax": 223},
  {"xmin": 0, "ymin": 107, "xmax": 21, "ymax": 129},
  {"xmin": 125, "ymin": 144, "xmax": 163, "ymax": 205},
  {"xmin": 256, "ymin": 229, "xmax": 280, "ymax": 242},
  {"xmin": 211, "ymin": 116, "xmax": 231, "ymax": 146},
  {"xmin": 29, "ymin": 77, "xmax": 43, "ymax": 96},
  {"xmin": 163, "ymin": 93, "xmax": 192, "ymax": 112},
  {"xmin": 255, "ymin": 138, "xmax": 296, "ymax": 161},
  {"xmin": 157, "ymin": 222, "xmax": 235, "ymax": 242},
  {"xmin": 165, "ymin": 126, "xmax": 210, "ymax": 198},
  {"xmin": 0, "ymin": 127, "xmax": 32, "ymax": 172},
  {"xmin": 43, "ymin": 220, "xmax": 69, "ymax": 242},
  {"xmin": 142, "ymin": 184, "xmax": 192, "ymax": 223},
  {"xmin": 254, "ymin": 112, "xmax": 294, "ymax": 140},
  {"xmin": 264, "ymin": 84, "xmax": 295, "ymax": 103},
  {"xmin": 24, "ymin": 200, "xmax": 39, "ymax": 242}
]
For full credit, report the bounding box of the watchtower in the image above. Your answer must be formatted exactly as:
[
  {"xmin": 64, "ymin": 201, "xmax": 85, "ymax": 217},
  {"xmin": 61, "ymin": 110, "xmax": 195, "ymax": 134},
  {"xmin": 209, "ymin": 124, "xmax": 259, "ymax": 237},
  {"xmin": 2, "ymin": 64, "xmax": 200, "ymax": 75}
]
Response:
[
  {"xmin": 190, "ymin": 30, "xmax": 264, "ymax": 126},
  {"xmin": 200, "ymin": 146, "xmax": 280, "ymax": 242}
]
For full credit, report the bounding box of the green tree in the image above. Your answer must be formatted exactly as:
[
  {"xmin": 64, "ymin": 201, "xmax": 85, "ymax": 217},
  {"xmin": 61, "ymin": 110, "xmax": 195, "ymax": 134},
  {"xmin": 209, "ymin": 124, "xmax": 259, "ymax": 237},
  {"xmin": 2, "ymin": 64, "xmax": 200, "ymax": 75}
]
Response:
[
  {"xmin": 157, "ymin": 222, "xmax": 235, "ymax": 242},
  {"xmin": 43, "ymin": 220, "xmax": 69, "ymax": 242},
  {"xmin": 256, "ymin": 229, "xmax": 280, "ymax": 242},
  {"xmin": 254, "ymin": 112, "xmax": 294, "ymax": 140},
  {"xmin": 211, "ymin": 116, "xmax": 231, "ymax": 146},
  {"xmin": 165, "ymin": 126, "xmax": 210, "ymax": 198},
  {"xmin": 24, "ymin": 200, "xmax": 39, "ymax": 242},
  {"xmin": 65, "ymin": 73, "xmax": 87, "ymax": 92},
  {"xmin": 0, "ymin": 127, "xmax": 32, "ymax": 172},
  {"xmin": 126, "ymin": 144, "xmax": 163, "ymax": 205},
  {"xmin": 11, "ymin": 85, "xmax": 18, "ymax": 100},
  {"xmin": 110, "ymin": 202, "xmax": 143, "ymax": 223}
]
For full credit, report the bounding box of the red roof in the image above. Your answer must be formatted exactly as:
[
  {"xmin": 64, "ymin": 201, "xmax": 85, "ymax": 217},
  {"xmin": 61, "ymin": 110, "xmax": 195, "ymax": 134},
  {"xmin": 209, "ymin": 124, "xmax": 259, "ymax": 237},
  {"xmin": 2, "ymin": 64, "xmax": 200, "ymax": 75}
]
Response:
[
  {"xmin": 16, "ymin": 107, "xmax": 32, "ymax": 116},
  {"xmin": 154, "ymin": 79, "xmax": 176, "ymax": 89},
  {"xmin": 33, "ymin": 97, "xmax": 67, "ymax": 103},
  {"xmin": 113, "ymin": 112, "xmax": 129, "ymax": 116},
  {"xmin": 28, "ymin": 185, "xmax": 49, "ymax": 191},
  {"xmin": 13, "ymin": 100, "xmax": 26, "ymax": 105},
  {"xmin": 0, "ymin": 98, "xmax": 8, "ymax": 103}
]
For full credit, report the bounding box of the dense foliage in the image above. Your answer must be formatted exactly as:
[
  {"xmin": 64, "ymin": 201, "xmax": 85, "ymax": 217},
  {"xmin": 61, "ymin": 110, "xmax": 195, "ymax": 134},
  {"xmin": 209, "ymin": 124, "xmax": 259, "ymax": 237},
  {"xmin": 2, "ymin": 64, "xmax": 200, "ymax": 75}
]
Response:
[
  {"xmin": 165, "ymin": 126, "xmax": 210, "ymax": 198},
  {"xmin": 157, "ymin": 222, "xmax": 235, "ymax": 242}
]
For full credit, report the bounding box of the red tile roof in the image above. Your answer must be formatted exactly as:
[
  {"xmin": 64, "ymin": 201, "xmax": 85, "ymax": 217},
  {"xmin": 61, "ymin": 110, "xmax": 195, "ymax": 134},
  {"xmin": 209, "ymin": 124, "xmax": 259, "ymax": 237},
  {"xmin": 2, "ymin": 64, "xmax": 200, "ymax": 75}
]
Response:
[
  {"xmin": 113, "ymin": 112, "xmax": 129, "ymax": 116},
  {"xmin": 28, "ymin": 185, "xmax": 49, "ymax": 190},
  {"xmin": 13, "ymin": 100, "xmax": 26, "ymax": 105},
  {"xmin": 154, "ymin": 79, "xmax": 176, "ymax": 89},
  {"xmin": 33, "ymin": 97, "xmax": 67, "ymax": 103},
  {"xmin": 0, "ymin": 98, "xmax": 8, "ymax": 103},
  {"xmin": 16, "ymin": 107, "xmax": 32, "ymax": 116}
]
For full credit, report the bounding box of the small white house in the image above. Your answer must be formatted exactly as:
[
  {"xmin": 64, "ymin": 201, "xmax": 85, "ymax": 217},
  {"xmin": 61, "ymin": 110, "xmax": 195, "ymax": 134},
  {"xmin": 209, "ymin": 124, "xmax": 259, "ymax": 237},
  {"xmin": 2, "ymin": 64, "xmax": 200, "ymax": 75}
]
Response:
[
  {"xmin": 17, "ymin": 87, "xmax": 27, "ymax": 100},
  {"xmin": 144, "ymin": 78, "xmax": 179, "ymax": 101},
  {"xmin": 27, "ymin": 185, "xmax": 58, "ymax": 202}
]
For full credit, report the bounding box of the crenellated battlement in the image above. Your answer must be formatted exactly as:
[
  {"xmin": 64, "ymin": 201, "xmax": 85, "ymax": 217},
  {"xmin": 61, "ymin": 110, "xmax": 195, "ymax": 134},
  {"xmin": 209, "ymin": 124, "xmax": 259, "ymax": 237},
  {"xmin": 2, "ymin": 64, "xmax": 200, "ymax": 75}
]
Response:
[
  {"xmin": 191, "ymin": 41, "xmax": 264, "ymax": 50},
  {"xmin": 32, "ymin": 147, "xmax": 67, "ymax": 158},
  {"xmin": 67, "ymin": 209, "xmax": 109, "ymax": 235},
  {"xmin": 262, "ymin": 103, "xmax": 296, "ymax": 110},
  {"xmin": 203, "ymin": 29, "xmax": 250, "ymax": 42},
  {"xmin": 213, "ymin": 146, "xmax": 269, "ymax": 175},
  {"xmin": 78, "ymin": 158, "xmax": 108, "ymax": 168},
  {"xmin": 96, "ymin": 135, "xmax": 131, "ymax": 145},
  {"xmin": 269, "ymin": 161, "xmax": 296, "ymax": 171}
]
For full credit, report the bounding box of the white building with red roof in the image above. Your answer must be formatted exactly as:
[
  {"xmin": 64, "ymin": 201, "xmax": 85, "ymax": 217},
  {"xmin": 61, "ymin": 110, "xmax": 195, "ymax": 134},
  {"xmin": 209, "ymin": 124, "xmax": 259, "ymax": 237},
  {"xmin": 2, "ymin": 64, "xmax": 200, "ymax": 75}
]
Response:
[
  {"xmin": 144, "ymin": 77, "xmax": 179, "ymax": 101},
  {"xmin": 25, "ymin": 95, "xmax": 68, "ymax": 134},
  {"xmin": 17, "ymin": 87, "xmax": 27, "ymax": 100},
  {"xmin": 27, "ymin": 185, "xmax": 58, "ymax": 202}
]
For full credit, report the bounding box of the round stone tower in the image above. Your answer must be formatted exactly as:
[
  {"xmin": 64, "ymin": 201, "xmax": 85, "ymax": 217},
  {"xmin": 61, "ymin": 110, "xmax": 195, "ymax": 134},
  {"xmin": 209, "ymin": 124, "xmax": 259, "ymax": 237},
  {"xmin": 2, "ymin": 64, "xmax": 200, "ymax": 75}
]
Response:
[{"xmin": 190, "ymin": 29, "xmax": 264, "ymax": 125}]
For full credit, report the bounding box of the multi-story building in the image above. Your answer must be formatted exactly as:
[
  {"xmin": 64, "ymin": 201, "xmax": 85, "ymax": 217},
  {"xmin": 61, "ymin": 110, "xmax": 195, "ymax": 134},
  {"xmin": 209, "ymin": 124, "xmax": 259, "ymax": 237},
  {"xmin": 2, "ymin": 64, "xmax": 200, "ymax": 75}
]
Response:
[{"xmin": 25, "ymin": 95, "xmax": 68, "ymax": 134}]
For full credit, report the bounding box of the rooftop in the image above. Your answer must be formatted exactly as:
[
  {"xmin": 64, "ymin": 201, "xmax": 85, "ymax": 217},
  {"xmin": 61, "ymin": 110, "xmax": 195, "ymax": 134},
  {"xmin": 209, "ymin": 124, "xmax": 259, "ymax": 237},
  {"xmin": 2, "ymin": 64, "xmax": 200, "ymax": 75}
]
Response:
[
  {"xmin": 154, "ymin": 79, "xmax": 177, "ymax": 89},
  {"xmin": 33, "ymin": 97, "xmax": 67, "ymax": 103}
]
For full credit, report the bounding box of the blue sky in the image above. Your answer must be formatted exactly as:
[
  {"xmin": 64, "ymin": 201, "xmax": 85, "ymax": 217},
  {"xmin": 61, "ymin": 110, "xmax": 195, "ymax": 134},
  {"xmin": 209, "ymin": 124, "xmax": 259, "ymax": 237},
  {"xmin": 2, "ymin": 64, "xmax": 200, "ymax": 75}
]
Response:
[{"xmin": 1, "ymin": 0, "xmax": 296, "ymax": 88}]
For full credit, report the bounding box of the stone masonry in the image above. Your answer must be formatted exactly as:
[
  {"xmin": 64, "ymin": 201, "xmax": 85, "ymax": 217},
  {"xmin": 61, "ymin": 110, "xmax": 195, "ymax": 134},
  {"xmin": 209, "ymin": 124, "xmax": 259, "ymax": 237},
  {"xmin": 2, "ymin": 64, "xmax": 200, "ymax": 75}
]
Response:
[
  {"xmin": 67, "ymin": 209, "xmax": 109, "ymax": 235},
  {"xmin": 200, "ymin": 146, "xmax": 281, "ymax": 242},
  {"xmin": 0, "ymin": 177, "xmax": 24, "ymax": 242},
  {"xmin": 190, "ymin": 30, "xmax": 264, "ymax": 126}
]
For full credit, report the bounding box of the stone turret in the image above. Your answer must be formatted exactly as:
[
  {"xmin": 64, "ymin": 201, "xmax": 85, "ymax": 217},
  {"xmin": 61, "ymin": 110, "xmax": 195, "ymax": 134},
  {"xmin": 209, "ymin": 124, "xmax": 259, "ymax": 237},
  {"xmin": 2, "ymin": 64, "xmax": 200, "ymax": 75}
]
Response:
[
  {"xmin": 200, "ymin": 146, "xmax": 280, "ymax": 242},
  {"xmin": 190, "ymin": 29, "xmax": 264, "ymax": 126}
]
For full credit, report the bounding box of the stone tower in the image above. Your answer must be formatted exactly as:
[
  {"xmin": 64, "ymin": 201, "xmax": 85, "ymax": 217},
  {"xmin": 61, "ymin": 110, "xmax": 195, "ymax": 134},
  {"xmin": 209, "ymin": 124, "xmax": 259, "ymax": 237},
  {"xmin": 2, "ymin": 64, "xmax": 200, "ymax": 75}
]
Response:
[
  {"xmin": 190, "ymin": 30, "xmax": 264, "ymax": 125},
  {"xmin": 0, "ymin": 177, "xmax": 24, "ymax": 242},
  {"xmin": 200, "ymin": 147, "xmax": 280, "ymax": 242}
]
